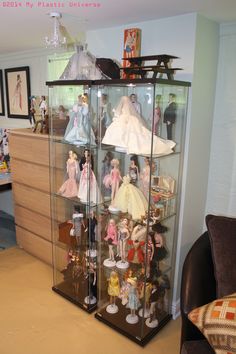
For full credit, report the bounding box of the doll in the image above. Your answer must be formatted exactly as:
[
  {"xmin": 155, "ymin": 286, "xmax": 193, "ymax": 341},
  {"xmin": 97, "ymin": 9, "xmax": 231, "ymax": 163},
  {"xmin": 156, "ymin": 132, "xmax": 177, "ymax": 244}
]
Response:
[
  {"xmin": 127, "ymin": 239, "xmax": 145, "ymax": 265},
  {"xmin": 88, "ymin": 210, "xmax": 97, "ymax": 249},
  {"xmin": 58, "ymin": 105, "xmax": 67, "ymax": 120},
  {"xmin": 58, "ymin": 150, "xmax": 79, "ymax": 198},
  {"xmin": 84, "ymin": 260, "xmax": 97, "ymax": 305},
  {"xmin": 108, "ymin": 158, "xmax": 122, "ymax": 208},
  {"xmin": 150, "ymin": 223, "xmax": 168, "ymax": 278},
  {"xmin": 72, "ymin": 256, "xmax": 83, "ymax": 297},
  {"xmin": 140, "ymin": 157, "xmax": 151, "ymax": 200},
  {"xmin": 100, "ymin": 93, "xmax": 112, "ymax": 139},
  {"xmin": 102, "ymin": 96, "xmax": 175, "ymax": 156},
  {"xmin": 153, "ymin": 94, "xmax": 162, "ymax": 136},
  {"xmin": 106, "ymin": 271, "xmax": 120, "ymax": 314},
  {"xmin": 29, "ymin": 96, "xmax": 36, "ymax": 126},
  {"xmin": 113, "ymin": 175, "xmax": 148, "ymax": 220},
  {"xmin": 101, "ymin": 151, "xmax": 114, "ymax": 199},
  {"xmin": 146, "ymin": 234, "xmax": 154, "ymax": 278},
  {"xmin": 79, "ymin": 148, "xmax": 94, "ymax": 171},
  {"xmin": 64, "ymin": 94, "xmax": 96, "ymax": 146},
  {"xmin": 145, "ymin": 281, "xmax": 159, "ymax": 328},
  {"xmin": 78, "ymin": 155, "xmax": 102, "ymax": 205},
  {"xmin": 103, "ymin": 219, "xmax": 118, "ymax": 267},
  {"xmin": 128, "ymin": 155, "xmax": 139, "ymax": 186},
  {"xmin": 138, "ymin": 279, "xmax": 152, "ymax": 318},
  {"xmin": 116, "ymin": 218, "xmax": 130, "ymax": 269},
  {"xmin": 129, "ymin": 93, "xmax": 141, "ymax": 115},
  {"xmin": 126, "ymin": 277, "xmax": 140, "ymax": 324},
  {"xmin": 39, "ymin": 95, "xmax": 47, "ymax": 120},
  {"xmin": 71, "ymin": 207, "xmax": 86, "ymax": 247},
  {"xmin": 163, "ymin": 93, "xmax": 177, "ymax": 140}
]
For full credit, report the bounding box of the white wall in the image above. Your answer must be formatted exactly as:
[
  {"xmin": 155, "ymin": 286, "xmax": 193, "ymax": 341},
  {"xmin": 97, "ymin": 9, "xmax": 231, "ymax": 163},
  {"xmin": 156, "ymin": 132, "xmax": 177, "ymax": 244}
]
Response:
[
  {"xmin": 205, "ymin": 23, "xmax": 236, "ymax": 216},
  {"xmin": 172, "ymin": 14, "xmax": 219, "ymax": 309}
]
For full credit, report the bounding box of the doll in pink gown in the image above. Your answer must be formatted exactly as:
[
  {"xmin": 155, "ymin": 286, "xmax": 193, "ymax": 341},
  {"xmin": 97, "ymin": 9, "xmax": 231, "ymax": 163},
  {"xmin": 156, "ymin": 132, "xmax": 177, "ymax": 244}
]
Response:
[
  {"xmin": 58, "ymin": 150, "xmax": 79, "ymax": 198},
  {"xmin": 106, "ymin": 158, "xmax": 122, "ymax": 205},
  {"xmin": 78, "ymin": 155, "xmax": 102, "ymax": 205}
]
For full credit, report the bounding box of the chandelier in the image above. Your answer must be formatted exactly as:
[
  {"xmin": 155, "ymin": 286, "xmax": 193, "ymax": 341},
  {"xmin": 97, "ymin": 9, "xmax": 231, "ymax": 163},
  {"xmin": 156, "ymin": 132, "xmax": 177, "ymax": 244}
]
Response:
[{"xmin": 45, "ymin": 12, "xmax": 67, "ymax": 48}]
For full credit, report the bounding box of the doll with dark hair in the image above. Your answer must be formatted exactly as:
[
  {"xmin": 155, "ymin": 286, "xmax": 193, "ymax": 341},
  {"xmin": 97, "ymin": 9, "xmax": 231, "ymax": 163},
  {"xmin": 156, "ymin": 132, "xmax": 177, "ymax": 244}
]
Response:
[
  {"xmin": 150, "ymin": 223, "xmax": 168, "ymax": 279},
  {"xmin": 129, "ymin": 154, "xmax": 139, "ymax": 186},
  {"xmin": 163, "ymin": 93, "xmax": 177, "ymax": 140}
]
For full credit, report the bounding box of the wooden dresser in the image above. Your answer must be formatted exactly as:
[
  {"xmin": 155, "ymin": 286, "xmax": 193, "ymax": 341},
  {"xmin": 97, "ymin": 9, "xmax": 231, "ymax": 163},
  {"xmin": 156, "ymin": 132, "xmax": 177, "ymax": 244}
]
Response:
[{"xmin": 9, "ymin": 129, "xmax": 53, "ymax": 264}]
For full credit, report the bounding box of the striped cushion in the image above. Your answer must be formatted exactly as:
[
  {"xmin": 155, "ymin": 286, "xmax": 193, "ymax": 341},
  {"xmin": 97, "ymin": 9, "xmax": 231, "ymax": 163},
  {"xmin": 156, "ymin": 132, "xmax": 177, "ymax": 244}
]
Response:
[{"xmin": 188, "ymin": 293, "xmax": 236, "ymax": 354}]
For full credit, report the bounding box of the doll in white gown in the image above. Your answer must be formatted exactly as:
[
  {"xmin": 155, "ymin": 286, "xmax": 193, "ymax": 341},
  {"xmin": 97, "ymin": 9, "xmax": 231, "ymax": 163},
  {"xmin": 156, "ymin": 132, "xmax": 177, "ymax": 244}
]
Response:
[
  {"xmin": 64, "ymin": 94, "xmax": 96, "ymax": 146},
  {"xmin": 113, "ymin": 175, "xmax": 148, "ymax": 220},
  {"xmin": 102, "ymin": 96, "xmax": 176, "ymax": 156}
]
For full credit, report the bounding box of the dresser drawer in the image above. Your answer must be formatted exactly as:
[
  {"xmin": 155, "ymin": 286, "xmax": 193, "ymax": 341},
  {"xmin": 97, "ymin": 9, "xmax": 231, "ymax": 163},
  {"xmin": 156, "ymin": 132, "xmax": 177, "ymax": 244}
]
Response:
[
  {"xmin": 14, "ymin": 205, "xmax": 52, "ymax": 242},
  {"xmin": 13, "ymin": 183, "xmax": 51, "ymax": 218},
  {"xmin": 9, "ymin": 129, "xmax": 49, "ymax": 166},
  {"xmin": 11, "ymin": 158, "xmax": 50, "ymax": 193}
]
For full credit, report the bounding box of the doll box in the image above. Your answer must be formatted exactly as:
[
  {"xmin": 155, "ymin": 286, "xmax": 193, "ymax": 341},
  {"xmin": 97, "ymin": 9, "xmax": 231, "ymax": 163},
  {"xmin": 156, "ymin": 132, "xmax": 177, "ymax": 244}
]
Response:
[{"xmin": 122, "ymin": 28, "xmax": 141, "ymax": 79}]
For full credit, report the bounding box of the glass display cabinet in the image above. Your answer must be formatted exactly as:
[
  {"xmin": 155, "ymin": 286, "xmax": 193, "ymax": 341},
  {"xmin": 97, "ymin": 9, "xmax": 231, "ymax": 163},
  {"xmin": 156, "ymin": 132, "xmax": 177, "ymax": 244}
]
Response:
[{"xmin": 47, "ymin": 78, "xmax": 190, "ymax": 341}]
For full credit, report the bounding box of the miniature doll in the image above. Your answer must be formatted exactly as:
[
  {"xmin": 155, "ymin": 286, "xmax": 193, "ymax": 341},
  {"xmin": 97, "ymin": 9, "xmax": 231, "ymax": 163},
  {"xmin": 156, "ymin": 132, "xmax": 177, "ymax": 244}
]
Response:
[
  {"xmin": 140, "ymin": 157, "xmax": 155, "ymax": 200},
  {"xmin": 71, "ymin": 206, "xmax": 86, "ymax": 247},
  {"xmin": 84, "ymin": 260, "xmax": 97, "ymax": 305},
  {"xmin": 145, "ymin": 281, "xmax": 159, "ymax": 328},
  {"xmin": 103, "ymin": 219, "xmax": 118, "ymax": 267},
  {"xmin": 39, "ymin": 95, "xmax": 47, "ymax": 120},
  {"xmin": 88, "ymin": 210, "xmax": 97, "ymax": 249},
  {"xmin": 163, "ymin": 93, "xmax": 177, "ymax": 140},
  {"xmin": 100, "ymin": 93, "xmax": 112, "ymax": 139},
  {"xmin": 150, "ymin": 223, "xmax": 168, "ymax": 278},
  {"xmin": 127, "ymin": 238, "xmax": 145, "ymax": 265},
  {"xmin": 146, "ymin": 234, "xmax": 154, "ymax": 278},
  {"xmin": 126, "ymin": 277, "xmax": 140, "ymax": 324},
  {"xmin": 102, "ymin": 96, "xmax": 175, "ymax": 156},
  {"xmin": 129, "ymin": 93, "xmax": 141, "ymax": 115},
  {"xmin": 106, "ymin": 270, "xmax": 120, "ymax": 314},
  {"xmin": 58, "ymin": 105, "xmax": 67, "ymax": 120},
  {"xmin": 29, "ymin": 96, "xmax": 36, "ymax": 126},
  {"xmin": 79, "ymin": 148, "xmax": 94, "ymax": 171},
  {"xmin": 64, "ymin": 94, "xmax": 96, "ymax": 146},
  {"xmin": 58, "ymin": 150, "xmax": 79, "ymax": 198},
  {"xmin": 116, "ymin": 218, "xmax": 130, "ymax": 269},
  {"xmin": 78, "ymin": 154, "xmax": 102, "ymax": 205},
  {"xmin": 138, "ymin": 279, "xmax": 152, "ymax": 318},
  {"xmin": 109, "ymin": 158, "xmax": 122, "ymax": 207},
  {"xmin": 101, "ymin": 151, "xmax": 114, "ymax": 199},
  {"xmin": 112, "ymin": 175, "xmax": 148, "ymax": 220},
  {"xmin": 128, "ymin": 155, "xmax": 139, "ymax": 186},
  {"xmin": 154, "ymin": 94, "xmax": 162, "ymax": 136},
  {"xmin": 72, "ymin": 256, "xmax": 83, "ymax": 297}
]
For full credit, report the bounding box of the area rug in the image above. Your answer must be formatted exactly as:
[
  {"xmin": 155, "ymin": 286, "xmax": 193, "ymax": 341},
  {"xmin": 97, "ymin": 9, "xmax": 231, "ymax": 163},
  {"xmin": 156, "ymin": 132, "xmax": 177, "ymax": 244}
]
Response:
[{"xmin": 0, "ymin": 210, "xmax": 16, "ymax": 250}]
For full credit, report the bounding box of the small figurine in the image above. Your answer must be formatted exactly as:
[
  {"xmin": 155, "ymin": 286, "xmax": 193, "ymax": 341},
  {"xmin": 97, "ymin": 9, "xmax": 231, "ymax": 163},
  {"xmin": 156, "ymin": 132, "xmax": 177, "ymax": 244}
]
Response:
[
  {"xmin": 29, "ymin": 95, "xmax": 36, "ymax": 127},
  {"xmin": 129, "ymin": 93, "xmax": 141, "ymax": 115},
  {"xmin": 146, "ymin": 234, "xmax": 154, "ymax": 278},
  {"xmin": 58, "ymin": 150, "xmax": 79, "ymax": 198},
  {"xmin": 79, "ymin": 148, "xmax": 94, "ymax": 171},
  {"xmin": 71, "ymin": 206, "xmax": 86, "ymax": 247},
  {"xmin": 100, "ymin": 93, "xmax": 112, "ymax": 139},
  {"xmin": 101, "ymin": 151, "xmax": 114, "ymax": 199},
  {"xmin": 113, "ymin": 175, "xmax": 148, "ymax": 220},
  {"xmin": 58, "ymin": 105, "xmax": 67, "ymax": 120},
  {"xmin": 88, "ymin": 210, "xmax": 97, "ymax": 250},
  {"xmin": 129, "ymin": 155, "xmax": 139, "ymax": 186},
  {"xmin": 163, "ymin": 93, "xmax": 177, "ymax": 140},
  {"xmin": 140, "ymin": 157, "xmax": 151, "ymax": 200},
  {"xmin": 154, "ymin": 94, "xmax": 162, "ymax": 135},
  {"xmin": 108, "ymin": 158, "xmax": 122, "ymax": 211},
  {"xmin": 126, "ymin": 277, "xmax": 140, "ymax": 324},
  {"xmin": 150, "ymin": 223, "xmax": 168, "ymax": 278},
  {"xmin": 116, "ymin": 218, "xmax": 130, "ymax": 269},
  {"xmin": 78, "ymin": 154, "xmax": 102, "ymax": 205},
  {"xmin": 84, "ymin": 260, "xmax": 97, "ymax": 306},
  {"xmin": 145, "ymin": 281, "xmax": 159, "ymax": 328},
  {"xmin": 138, "ymin": 279, "xmax": 152, "ymax": 318},
  {"xmin": 106, "ymin": 271, "xmax": 120, "ymax": 314},
  {"xmin": 39, "ymin": 95, "xmax": 47, "ymax": 120},
  {"xmin": 103, "ymin": 219, "xmax": 118, "ymax": 267},
  {"xmin": 72, "ymin": 256, "xmax": 83, "ymax": 297}
]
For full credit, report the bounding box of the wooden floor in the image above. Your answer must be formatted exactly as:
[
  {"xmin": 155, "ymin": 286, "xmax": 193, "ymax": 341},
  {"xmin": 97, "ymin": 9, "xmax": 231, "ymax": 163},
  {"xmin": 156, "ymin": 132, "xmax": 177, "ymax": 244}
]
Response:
[{"xmin": 0, "ymin": 247, "xmax": 181, "ymax": 354}]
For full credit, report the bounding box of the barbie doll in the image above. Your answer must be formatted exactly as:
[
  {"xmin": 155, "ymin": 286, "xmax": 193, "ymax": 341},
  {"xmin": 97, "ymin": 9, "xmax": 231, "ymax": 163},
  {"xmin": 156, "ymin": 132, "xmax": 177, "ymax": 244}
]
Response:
[
  {"xmin": 103, "ymin": 219, "xmax": 118, "ymax": 267},
  {"xmin": 106, "ymin": 271, "xmax": 120, "ymax": 314},
  {"xmin": 154, "ymin": 94, "xmax": 162, "ymax": 135},
  {"xmin": 145, "ymin": 281, "xmax": 159, "ymax": 328},
  {"xmin": 100, "ymin": 93, "xmax": 112, "ymax": 138},
  {"xmin": 113, "ymin": 175, "xmax": 148, "ymax": 220},
  {"xmin": 150, "ymin": 223, "xmax": 168, "ymax": 278},
  {"xmin": 84, "ymin": 261, "xmax": 97, "ymax": 305},
  {"xmin": 138, "ymin": 279, "xmax": 152, "ymax": 318},
  {"xmin": 58, "ymin": 151, "xmax": 79, "ymax": 198},
  {"xmin": 163, "ymin": 93, "xmax": 177, "ymax": 140},
  {"xmin": 88, "ymin": 210, "xmax": 97, "ymax": 249},
  {"xmin": 108, "ymin": 158, "xmax": 122, "ymax": 211},
  {"xmin": 127, "ymin": 238, "xmax": 145, "ymax": 265},
  {"xmin": 140, "ymin": 157, "xmax": 151, "ymax": 200},
  {"xmin": 128, "ymin": 155, "xmax": 139, "ymax": 186},
  {"xmin": 64, "ymin": 94, "xmax": 96, "ymax": 146},
  {"xmin": 101, "ymin": 151, "xmax": 114, "ymax": 199},
  {"xmin": 116, "ymin": 218, "xmax": 130, "ymax": 269},
  {"xmin": 102, "ymin": 96, "xmax": 175, "ymax": 156},
  {"xmin": 71, "ymin": 206, "xmax": 86, "ymax": 247},
  {"xmin": 78, "ymin": 155, "xmax": 102, "ymax": 205},
  {"xmin": 129, "ymin": 93, "xmax": 141, "ymax": 115},
  {"xmin": 126, "ymin": 277, "xmax": 140, "ymax": 324}
]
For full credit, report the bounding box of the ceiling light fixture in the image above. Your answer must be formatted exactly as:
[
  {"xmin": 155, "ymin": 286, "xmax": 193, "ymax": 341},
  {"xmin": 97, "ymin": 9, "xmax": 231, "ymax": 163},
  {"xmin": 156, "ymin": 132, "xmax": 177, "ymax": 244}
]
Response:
[{"xmin": 45, "ymin": 12, "xmax": 66, "ymax": 48}]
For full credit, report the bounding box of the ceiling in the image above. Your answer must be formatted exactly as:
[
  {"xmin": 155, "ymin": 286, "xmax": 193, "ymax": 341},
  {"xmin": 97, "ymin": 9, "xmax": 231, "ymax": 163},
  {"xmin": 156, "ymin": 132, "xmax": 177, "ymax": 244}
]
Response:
[{"xmin": 0, "ymin": 0, "xmax": 236, "ymax": 54}]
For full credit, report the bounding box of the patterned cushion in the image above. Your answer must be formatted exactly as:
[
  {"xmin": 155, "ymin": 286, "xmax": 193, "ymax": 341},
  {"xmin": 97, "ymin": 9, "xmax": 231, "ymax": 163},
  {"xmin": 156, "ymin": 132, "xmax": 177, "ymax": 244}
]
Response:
[{"xmin": 188, "ymin": 293, "xmax": 236, "ymax": 354}]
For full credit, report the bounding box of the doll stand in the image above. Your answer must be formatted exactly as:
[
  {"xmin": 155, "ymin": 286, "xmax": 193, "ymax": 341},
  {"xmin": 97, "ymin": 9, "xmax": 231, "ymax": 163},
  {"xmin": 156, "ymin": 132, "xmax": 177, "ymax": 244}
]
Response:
[
  {"xmin": 138, "ymin": 307, "xmax": 150, "ymax": 318},
  {"xmin": 103, "ymin": 258, "xmax": 116, "ymax": 267},
  {"xmin": 106, "ymin": 304, "xmax": 118, "ymax": 314},
  {"xmin": 145, "ymin": 317, "xmax": 158, "ymax": 328},
  {"xmin": 84, "ymin": 295, "xmax": 97, "ymax": 305},
  {"xmin": 126, "ymin": 313, "xmax": 139, "ymax": 324},
  {"xmin": 116, "ymin": 260, "xmax": 129, "ymax": 269}
]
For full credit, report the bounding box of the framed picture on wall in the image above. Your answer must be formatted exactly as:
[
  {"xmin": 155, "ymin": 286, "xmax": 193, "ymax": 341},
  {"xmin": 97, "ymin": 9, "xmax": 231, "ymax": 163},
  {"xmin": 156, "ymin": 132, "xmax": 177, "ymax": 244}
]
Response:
[
  {"xmin": 0, "ymin": 70, "xmax": 5, "ymax": 116},
  {"xmin": 5, "ymin": 66, "xmax": 31, "ymax": 118}
]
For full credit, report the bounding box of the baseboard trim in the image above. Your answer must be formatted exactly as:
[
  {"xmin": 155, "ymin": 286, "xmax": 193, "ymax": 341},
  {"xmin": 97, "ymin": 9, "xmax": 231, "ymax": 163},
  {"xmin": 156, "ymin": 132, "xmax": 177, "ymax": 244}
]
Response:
[{"xmin": 171, "ymin": 298, "xmax": 180, "ymax": 320}]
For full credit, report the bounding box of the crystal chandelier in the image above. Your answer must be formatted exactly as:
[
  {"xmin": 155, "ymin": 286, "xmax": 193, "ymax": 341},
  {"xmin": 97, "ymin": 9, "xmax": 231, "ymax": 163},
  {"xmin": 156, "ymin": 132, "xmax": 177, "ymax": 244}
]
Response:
[{"xmin": 45, "ymin": 12, "xmax": 66, "ymax": 48}]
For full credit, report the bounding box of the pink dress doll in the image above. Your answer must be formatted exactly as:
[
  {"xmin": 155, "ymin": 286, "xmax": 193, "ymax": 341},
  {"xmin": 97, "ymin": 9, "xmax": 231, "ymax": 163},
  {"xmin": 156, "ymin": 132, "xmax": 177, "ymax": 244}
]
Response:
[
  {"xmin": 58, "ymin": 150, "xmax": 78, "ymax": 198},
  {"xmin": 109, "ymin": 158, "xmax": 122, "ymax": 205},
  {"xmin": 103, "ymin": 219, "xmax": 118, "ymax": 266},
  {"xmin": 78, "ymin": 155, "xmax": 102, "ymax": 205}
]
